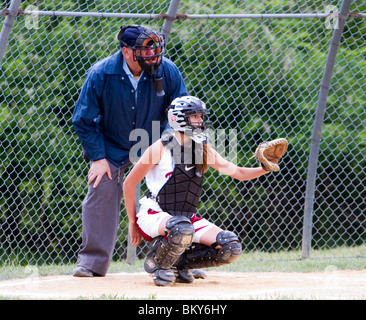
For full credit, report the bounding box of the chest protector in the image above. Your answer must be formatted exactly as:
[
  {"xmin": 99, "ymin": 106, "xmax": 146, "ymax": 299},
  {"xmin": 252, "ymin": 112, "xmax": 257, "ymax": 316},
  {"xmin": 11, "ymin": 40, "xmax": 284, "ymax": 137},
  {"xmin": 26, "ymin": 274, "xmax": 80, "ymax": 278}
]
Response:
[{"xmin": 156, "ymin": 134, "xmax": 204, "ymax": 218}]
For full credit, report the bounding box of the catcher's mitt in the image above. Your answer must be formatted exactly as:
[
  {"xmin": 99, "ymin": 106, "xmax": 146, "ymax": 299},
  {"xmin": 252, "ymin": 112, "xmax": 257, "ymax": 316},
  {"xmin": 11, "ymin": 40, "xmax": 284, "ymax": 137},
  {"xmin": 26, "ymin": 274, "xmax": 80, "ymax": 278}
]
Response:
[{"xmin": 254, "ymin": 138, "xmax": 288, "ymax": 172}]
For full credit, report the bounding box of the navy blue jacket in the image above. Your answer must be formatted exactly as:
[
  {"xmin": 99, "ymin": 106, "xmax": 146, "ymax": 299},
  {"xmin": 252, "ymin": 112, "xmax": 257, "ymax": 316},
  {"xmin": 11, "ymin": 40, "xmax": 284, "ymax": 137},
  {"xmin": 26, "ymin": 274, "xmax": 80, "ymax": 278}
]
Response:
[{"xmin": 72, "ymin": 50, "xmax": 188, "ymax": 167}]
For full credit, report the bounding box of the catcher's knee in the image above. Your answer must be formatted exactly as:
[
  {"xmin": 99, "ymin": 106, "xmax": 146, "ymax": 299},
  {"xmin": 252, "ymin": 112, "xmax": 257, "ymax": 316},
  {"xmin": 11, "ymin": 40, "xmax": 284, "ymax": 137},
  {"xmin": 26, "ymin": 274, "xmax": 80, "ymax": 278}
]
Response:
[
  {"xmin": 165, "ymin": 215, "xmax": 195, "ymax": 248},
  {"xmin": 144, "ymin": 216, "xmax": 194, "ymax": 273},
  {"xmin": 215, "ymin": 231, "xmax": 242, "ymax": 264}
]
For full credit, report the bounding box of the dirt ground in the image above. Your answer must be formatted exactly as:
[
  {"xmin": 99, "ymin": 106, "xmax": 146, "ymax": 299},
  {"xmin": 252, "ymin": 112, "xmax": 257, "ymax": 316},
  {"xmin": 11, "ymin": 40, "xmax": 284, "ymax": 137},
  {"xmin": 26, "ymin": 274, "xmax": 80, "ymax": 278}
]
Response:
[{"xmin": 0, "ymin": 270, "xmax": 365, "ymax": 300}]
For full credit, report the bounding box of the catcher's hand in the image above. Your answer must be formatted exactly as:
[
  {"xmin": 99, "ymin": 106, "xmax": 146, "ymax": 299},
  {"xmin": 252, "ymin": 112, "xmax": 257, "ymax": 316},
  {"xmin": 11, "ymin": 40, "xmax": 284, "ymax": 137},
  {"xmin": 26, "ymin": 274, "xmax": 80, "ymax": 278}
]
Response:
[{"xmin": 254, "ymin": 138, "xmax": 288, "ymax": 172}]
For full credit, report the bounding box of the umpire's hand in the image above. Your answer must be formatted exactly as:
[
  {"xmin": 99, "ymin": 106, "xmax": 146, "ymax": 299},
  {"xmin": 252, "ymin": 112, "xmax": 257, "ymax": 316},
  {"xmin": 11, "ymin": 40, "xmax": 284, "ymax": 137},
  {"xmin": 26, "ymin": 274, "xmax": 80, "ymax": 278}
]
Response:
[{"xmin": 87, "ymin": 158, "xmax": 112, "ymax": 188}]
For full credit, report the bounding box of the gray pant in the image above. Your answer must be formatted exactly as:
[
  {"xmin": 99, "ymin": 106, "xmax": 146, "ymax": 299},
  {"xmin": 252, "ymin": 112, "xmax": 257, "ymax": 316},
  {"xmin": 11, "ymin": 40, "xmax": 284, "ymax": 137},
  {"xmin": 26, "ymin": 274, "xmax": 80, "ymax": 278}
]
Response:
[{"xmin": 77, "ymin": 160, "xmax": 131, "ymax": 276}]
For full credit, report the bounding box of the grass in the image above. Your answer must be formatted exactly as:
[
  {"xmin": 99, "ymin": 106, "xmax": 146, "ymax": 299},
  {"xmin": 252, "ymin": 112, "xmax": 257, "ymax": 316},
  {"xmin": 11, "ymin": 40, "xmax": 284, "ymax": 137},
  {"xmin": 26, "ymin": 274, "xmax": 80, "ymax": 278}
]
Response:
[
  {"xmin": 216, "ymin": 255, "xmax": 366, "ymax": 273},
  {"xmin": 0, "ymin": 246, "xmax": 365, "ymax": 300},
  {"xmin": 75, "ymin": 293, "xmax": 157, "ymax": 300},
  {"xmin": 1, "ymin": 245, "xmax": 365, "ymax": 281}
]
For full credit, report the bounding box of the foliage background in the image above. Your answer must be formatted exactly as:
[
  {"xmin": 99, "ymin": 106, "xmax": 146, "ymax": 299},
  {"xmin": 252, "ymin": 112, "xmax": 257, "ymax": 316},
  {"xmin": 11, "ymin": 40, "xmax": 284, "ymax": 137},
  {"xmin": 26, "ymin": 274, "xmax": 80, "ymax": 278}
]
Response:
[{"xmin": 0, "ymin": 0, "xmax": 365, "ymax": 265}]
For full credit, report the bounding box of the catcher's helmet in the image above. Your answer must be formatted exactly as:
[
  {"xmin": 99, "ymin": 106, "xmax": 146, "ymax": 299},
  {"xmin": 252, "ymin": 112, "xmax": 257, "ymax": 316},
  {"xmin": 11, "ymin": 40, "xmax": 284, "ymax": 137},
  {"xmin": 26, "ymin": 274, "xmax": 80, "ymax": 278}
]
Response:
[{"xmin": 167, "ymin": 96, "xmax": 210, "ymax": 143}]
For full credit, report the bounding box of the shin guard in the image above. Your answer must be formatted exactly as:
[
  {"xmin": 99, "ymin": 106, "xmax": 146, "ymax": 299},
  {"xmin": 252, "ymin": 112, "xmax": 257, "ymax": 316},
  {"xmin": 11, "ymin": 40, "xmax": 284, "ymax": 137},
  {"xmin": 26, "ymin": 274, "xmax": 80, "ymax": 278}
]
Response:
[
  {"xmin": 144, "ymin": 216, "xmax": 195, "ymax": 276},
  {"xmin": 175, "ymin": 231, "xmax": 242, "ymax": 270}
]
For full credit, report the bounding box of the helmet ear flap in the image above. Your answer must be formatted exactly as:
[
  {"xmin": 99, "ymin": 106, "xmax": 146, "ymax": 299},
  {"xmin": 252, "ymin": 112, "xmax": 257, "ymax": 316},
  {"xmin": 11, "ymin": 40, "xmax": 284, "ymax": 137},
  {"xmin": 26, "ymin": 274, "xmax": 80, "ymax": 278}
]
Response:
[{"xmin": 167, "ymin": 107, "xmax": 186, "ymax": 132}]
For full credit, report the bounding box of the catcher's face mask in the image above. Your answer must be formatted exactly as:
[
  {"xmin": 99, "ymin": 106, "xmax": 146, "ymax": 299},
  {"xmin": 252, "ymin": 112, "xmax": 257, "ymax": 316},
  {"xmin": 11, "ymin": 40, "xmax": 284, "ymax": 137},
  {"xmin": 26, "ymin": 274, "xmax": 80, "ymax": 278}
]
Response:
[
  {"xmin": 188, "ymin": 113, "xmax": 206, "ymax": 130},
  {"xmin": 133, "ymin": 29, "xmax": 165, "ymax": 73},
  {"xmin": 167, "ymin": 96, "xmax": 211, "ymax": 143},
  {"xmin": 118, "ymin": 25, "xmax": 166, "ymax": 96}
]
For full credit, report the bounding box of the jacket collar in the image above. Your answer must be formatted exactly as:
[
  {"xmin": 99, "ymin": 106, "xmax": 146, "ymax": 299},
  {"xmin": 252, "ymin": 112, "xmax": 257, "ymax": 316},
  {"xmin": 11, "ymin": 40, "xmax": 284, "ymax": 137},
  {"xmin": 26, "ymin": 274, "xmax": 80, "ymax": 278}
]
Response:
[{"xmin": 104, "ymin": 50, "xmax": 125, "ymax": 75}]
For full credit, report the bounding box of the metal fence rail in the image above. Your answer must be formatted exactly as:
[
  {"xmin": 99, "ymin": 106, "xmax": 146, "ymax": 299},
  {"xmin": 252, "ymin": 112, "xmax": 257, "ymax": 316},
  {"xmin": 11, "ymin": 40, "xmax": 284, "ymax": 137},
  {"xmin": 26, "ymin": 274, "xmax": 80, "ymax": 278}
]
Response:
[{"xmin": 0, "ymin": 0, "xmax": 365, "ymax": 266}]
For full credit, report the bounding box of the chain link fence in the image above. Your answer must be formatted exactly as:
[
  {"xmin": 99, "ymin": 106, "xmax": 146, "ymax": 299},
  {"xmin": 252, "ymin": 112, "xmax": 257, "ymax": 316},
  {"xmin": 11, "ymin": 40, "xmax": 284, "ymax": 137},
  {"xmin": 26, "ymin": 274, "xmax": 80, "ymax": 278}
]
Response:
[{"xmin": 0, "ymin": 0, "xmax": 365, "ymax": 266}]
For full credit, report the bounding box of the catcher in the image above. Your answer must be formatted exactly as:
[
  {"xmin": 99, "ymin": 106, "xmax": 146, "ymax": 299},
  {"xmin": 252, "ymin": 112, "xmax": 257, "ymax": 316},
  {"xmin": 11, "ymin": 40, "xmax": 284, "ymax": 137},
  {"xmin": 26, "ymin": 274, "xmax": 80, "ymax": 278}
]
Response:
[{"xmin": 123, "ymin": 96, "xmax": 288, "ymax": 286}]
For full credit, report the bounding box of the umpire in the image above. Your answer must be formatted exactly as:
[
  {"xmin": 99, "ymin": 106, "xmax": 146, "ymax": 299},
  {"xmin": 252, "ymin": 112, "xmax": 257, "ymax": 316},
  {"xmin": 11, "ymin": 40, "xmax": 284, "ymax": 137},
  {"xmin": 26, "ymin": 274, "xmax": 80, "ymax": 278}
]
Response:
[{"xmin": 72, "ymin": 25, "xmax": 188, "ymax": 277}]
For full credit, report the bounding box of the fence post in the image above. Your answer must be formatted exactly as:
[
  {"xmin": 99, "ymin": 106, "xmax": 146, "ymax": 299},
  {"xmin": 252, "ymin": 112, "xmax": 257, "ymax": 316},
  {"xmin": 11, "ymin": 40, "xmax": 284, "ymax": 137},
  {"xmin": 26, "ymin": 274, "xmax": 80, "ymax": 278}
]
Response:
[
  {"xmin": 301, "ymin": 0, "xmax": 352, "ymax": 259},
  {"xmin": 161, "ymin": 0, "xmax": 181, "ymax": 42},
  {"xmin": 0, "ymin": 0, "xmax": 22, "ymax": 65}
]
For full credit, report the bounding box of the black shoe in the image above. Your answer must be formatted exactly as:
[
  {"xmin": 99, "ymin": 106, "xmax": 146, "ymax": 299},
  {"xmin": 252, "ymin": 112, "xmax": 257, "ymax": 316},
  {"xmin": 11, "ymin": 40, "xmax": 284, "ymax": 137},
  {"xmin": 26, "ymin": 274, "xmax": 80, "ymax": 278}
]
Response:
[
  {"xmin": 174, "ymin": 268, "xmax": 195, "ymax": 283},
  {"xmin": 190, "ymin": 269, "xmax": 207, "ymax": 279},
  {"xmin": 73, "ymin": 266, "xmax": 102, "ymax": 277},
  {"xmin": 152, "ymin": 269, "xmax": 176, "ymax": 286}
]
